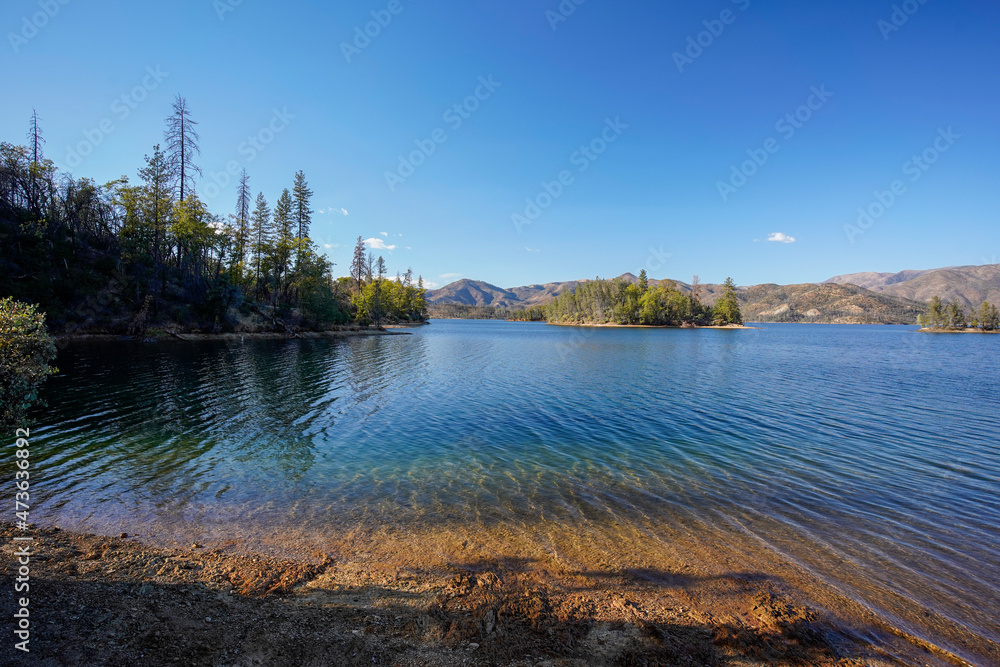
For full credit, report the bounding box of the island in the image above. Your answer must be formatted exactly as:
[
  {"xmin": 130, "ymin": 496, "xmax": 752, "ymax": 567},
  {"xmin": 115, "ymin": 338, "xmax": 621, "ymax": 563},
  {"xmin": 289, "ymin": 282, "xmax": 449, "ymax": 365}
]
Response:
[{"xmin": 918, "ymin": 296, "xmax": 999, "ymax": 333}]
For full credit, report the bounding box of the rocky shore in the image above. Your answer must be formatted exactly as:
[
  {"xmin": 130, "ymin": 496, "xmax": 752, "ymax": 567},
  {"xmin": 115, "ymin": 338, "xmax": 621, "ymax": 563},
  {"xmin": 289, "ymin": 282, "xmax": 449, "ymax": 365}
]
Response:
[{"xmin": 1, "ymin": 522, "xmax": 960, "ymax": 666}]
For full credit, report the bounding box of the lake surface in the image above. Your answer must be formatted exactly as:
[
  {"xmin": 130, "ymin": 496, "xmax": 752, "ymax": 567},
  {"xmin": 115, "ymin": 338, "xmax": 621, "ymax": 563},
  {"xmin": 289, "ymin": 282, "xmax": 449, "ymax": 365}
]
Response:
[{"xmin": 19, "ymin": 320, "xmax": 1000, "ymax": 663}]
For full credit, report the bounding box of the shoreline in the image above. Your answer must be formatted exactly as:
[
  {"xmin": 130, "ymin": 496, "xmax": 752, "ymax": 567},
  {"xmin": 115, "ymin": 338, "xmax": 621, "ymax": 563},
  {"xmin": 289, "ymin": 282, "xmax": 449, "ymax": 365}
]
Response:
[
  {"xmin": 2, "ymin": 520, "xmax": 978, "ymax": 666},
  {"xmin": 918, "ymin": 327, "xmax": 999, "ymax": 334},
  {"xmin": 547, "ymin": 322, "xmax": 757, "ymax": 330},
  {"xmin": 52, "ymin": 324, "xmax": 427, "ymax": 343}
]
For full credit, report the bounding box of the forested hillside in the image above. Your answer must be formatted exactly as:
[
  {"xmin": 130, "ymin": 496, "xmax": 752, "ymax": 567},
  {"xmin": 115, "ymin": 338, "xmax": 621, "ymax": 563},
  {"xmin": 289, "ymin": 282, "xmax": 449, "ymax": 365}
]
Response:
[{"xmin": 0, "ymin": 102, "xmax": 427, "ymax": 335}]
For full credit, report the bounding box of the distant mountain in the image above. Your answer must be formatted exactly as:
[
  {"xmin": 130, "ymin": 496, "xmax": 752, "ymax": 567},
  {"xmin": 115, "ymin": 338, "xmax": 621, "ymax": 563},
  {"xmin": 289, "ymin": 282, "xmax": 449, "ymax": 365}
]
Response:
[
  {"xmin": 824, "ymin": 269, "xmax": 932, "ymax": 290},
  {"xmin": 825, "ymin": 264, "xmax": 1000, "ymax": 309},
  {"xmin": 730, "ymin": 283, "xmax": 925, "ymax": 324},
  {"xmin": 427, "ymin": 262, "xmax": 991, "ymax": 324},
  {"xmin": 424, "ymin": 280, "xmax": 520, "ymax": 308},
  {"xmin": 427, "ymin": 278, "xmax": 587, "ymax": 308}
]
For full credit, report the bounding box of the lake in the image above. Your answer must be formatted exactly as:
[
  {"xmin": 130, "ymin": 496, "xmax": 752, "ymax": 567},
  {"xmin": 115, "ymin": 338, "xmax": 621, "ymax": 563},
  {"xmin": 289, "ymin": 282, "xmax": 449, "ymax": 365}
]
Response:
[{"xmin": 21, "ymin": 320, "xmax": 1000, "ymax": 663}]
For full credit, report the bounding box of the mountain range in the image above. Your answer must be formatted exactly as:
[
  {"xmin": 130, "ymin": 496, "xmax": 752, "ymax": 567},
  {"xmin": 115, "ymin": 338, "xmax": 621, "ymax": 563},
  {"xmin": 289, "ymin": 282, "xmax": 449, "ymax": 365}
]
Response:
[{"xmin": 426, "ymin": 264, "xmax": 1000, "ymax": 324}]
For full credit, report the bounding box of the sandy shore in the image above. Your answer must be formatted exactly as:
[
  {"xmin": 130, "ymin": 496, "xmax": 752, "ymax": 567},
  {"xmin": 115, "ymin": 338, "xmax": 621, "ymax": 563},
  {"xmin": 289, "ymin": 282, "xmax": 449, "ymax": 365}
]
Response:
[
  {"xmin": 917, "ymin": 328, "xmax": 999, "ymax": 334},
  {"xmin": 2, "ymin": 521, "xmax": 973, "ymax": 666}
]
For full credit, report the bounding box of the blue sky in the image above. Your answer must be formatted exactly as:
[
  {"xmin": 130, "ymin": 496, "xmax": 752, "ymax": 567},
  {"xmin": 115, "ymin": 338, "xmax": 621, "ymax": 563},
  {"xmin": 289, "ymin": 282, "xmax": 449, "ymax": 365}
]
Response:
[{"xmin": 2, "ymin": 0, "xmax": 998, "ymax": 288}]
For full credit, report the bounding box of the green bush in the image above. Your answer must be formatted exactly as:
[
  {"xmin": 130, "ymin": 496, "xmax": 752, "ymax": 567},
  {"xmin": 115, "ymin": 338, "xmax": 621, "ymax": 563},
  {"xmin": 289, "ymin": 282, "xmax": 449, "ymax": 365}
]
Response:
[{"xmin": 0, "ymin": 298, "xmax": 58, "ymax": 430}]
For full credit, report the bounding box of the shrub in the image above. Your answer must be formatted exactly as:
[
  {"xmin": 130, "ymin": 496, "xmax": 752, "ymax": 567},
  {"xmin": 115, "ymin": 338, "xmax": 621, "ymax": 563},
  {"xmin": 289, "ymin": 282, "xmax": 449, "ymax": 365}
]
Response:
[{"xmin": 0, "ymin": 298, "xmax": 58, "ymax": 430}]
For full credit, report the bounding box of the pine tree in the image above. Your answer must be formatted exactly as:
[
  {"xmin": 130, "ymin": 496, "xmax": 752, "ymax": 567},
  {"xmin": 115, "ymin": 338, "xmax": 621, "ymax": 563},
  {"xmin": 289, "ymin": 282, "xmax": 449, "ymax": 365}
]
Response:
[
  {"xmin": 26, "ymin": 109, "xmax": 45, "ymax": 217},
  {"xmin": 232, "ymin": 170, "xmax": 251, "ymax": 281},
  {"xmin": 272, "ymin": 188, "xmax": 294, "ymax": 297},
  {"xmin": 292, "ymin": 170, "xmax": 313, "ymax": 269},
  {"xmin": 351, "ymin": 236, "xmax": 367, "ymax": 292},
  {"xmin": 712, "ymin": 277, "xmax": 743, "ymax": 326},
  {"xmin": 138, "ymin": 145, "xmax": 174, "ymax": 310},
  {"xmin": 638, "ymin": 269, "xmax": 648, "ymax": 294},
  {"xmin": 988, "ymin": 304, "xmax": 1000, "ymax": 332},
  {"xmin": 946, "ymin": 301, "xmax": 966, "ymax": 329},
  {"xmin": 250, "ymin": 192, "xmax": 271, "ymax": 299},
  {"xmin": 927, "ymin": 296, "xmax": 944, "ymax": 328},
  {"xmin": 163, "ymin": 95, "xmax": 202, "ymax": 201}
]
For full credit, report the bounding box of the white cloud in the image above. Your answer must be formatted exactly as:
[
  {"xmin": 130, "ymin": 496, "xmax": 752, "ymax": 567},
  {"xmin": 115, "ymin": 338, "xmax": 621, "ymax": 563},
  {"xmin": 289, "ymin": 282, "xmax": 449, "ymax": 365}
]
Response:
[
  {"xmin": 380, "ymin": 231, "xmax": 388, "ymax": 237},
  {"xmin": 324, "ymin": 243, "xmax": 339, "ymax": 249},
  {"xmin": 365, "ymin": 238, "xmax": 397, "ymax": 251},
  {"xmin": 440, "ymin": 273, "xmax": 463, "ymax": 280},
  {"xmin": 405, "ymin": 246, "xmax": 412, "ymax": 250},
  {"xmin": 422, "ymin": 281, "xmax": 440, "ymax": 289},
  {"xmin": 340, "ymin": 208, "xmax": 349, "ymax": 216},
  {"xmin": 766, "ymin": 232, "xmax": 796, "ymax": 244},
  {"xmin": 525, "ymin": 246, "xmax": 540, "ymax": 253}
]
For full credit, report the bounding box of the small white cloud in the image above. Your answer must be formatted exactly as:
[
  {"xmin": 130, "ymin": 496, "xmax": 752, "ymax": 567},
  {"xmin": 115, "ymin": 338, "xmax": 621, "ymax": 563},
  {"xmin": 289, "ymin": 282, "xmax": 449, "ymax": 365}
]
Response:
[
  {"xmin": 440, "ymin": 273, "xmax": 463, "ymax": 280},
  {"xmin": 324, "ymin": 243, "xmax": 339, "ymax": 249},
  {"xmin": 525, "ymin": 246, "xmax": 540, "ymax": 253},
  {"xmin": 766, "ymin": 232, "xmax": 796, "ymax": 244},
  {"xmin": 365, "ymin": 238, "xmax": 397, "ymax": 251},
  {"xmin": 340, "ymin": 208, "xmax": 349, "ymax": 216},
  {"xmin": 405, "ymin": 246, "xmax": 412, "ymax": 250},
  {"xmin": 380, "ymin": 231, "xmax": 388, "ymax": 237},
  {"xmin": 422, "ymin": 281, "xmax": 440, "ymax": 289}
]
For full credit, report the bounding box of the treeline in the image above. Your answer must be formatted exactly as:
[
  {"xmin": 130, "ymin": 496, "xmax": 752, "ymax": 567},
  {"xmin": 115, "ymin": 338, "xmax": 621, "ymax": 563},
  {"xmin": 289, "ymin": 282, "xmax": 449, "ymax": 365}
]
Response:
[
  {"xmin": 544, "ymin": 273, "xmax": 742, "ymax": 326},
  {"xmin": 427, "ymin": 303, "xmax": 545, "ymax": 321},
  {"xmin": 0, "ymin": 101, "xmax": 427, "ymax": 335},
  {"xmin": 919, "ymin": 296, "xmax": 999, "ymax": 331}
]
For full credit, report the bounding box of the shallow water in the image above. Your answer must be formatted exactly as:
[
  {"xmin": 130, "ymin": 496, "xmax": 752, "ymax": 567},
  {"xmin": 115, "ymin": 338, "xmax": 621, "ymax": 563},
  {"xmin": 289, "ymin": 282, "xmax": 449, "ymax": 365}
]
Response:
[{"xmin": 16, "ymin": 320, "xmax": 1000, "ymax": 663}]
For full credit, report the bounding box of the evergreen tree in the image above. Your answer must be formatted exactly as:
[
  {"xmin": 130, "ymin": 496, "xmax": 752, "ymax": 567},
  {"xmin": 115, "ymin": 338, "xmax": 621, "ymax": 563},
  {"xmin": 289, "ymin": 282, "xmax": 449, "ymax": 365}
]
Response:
[
  {"xmin": 946, "ymin": 301, "xmax": 966, "ymax": 329},
  {"xmin": 137, "ymin": 145, "xmax": 174, "ymax": 309},
  {"xmin": 712, "ymin": 277, "xmax": 743, "ymax": 326},
  {"xmin": 232, "ymin": 170, "xmax": 251, "ymax": 281},
  {"xmin": 163, "ymin": 95, "xmax": 202, "ymax": 201},
  {"xmin": 272, "ymin": 188, "xmax": 294, "ymax": 297},
  {"xmin": 638, "ymin": 269, "xmax": 648, "ymax": 294},
  {"xmin": 988, "ymin": 304, "xmax": 1000, "ymax": 332},
  {"xmin": 249, "ymin": 192, "xmax": 271, "ymax": 299},
  {"xmin": 351, "ymin": 236, "xmax": 367, "ymax": 292},
  {"xmin": 292, "ymin": 170, "xmax": 313, "ymax": 268},
  {"xmin": 927, "ymin": 296, "xmax": 944, "ymax": 328}
]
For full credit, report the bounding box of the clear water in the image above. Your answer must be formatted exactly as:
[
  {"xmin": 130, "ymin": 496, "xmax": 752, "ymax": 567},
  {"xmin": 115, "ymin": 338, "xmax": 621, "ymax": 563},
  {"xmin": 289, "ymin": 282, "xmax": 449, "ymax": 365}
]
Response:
[{"xmin": 14, "ymin": 320, "xmax": 1000, "ymax": 663}]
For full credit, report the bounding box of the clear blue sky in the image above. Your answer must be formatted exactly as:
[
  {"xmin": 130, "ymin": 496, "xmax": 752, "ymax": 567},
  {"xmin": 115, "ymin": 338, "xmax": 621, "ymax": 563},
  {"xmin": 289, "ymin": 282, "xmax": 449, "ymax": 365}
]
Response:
[{"xmin": 3, "ymin": 0, "xmax": 998, "ymax": 288}]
